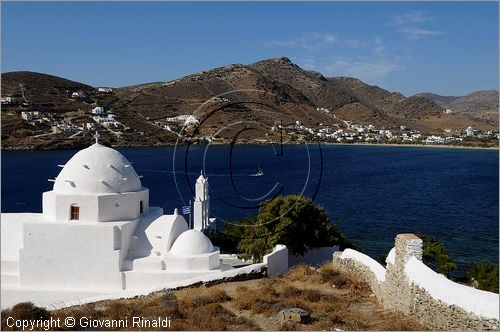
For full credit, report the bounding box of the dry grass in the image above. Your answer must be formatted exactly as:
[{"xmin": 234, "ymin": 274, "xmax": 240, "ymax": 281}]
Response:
[
  {"xmin": 224, "ymin": 263, "xmax": 422, "ymax": 330},
  {"xmin": 1, "ymin": 263, "xmax": 424, "ymax": 331}
]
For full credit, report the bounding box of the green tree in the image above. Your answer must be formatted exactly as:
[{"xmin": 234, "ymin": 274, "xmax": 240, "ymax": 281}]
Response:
[
  {"xmin": 467, "ymin": 261, "xmax": 499, "ymax": 293},
  {"xmin": 236, "ymin": 195, "xmax": 358, "ymax": 261},
  {"xmin": 206, "ymin": 216, "xmax": 256, "ymax": 254},
  {"xmin": 417, "ymin": 233, "xmax": 456, "ymax": 277}
]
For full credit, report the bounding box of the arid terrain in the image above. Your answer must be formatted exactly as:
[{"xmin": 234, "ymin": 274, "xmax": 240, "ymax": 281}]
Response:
[
  {"xmin": 1, "ymin": 263, "xmax": 423, "ymax": 331},
  {"xmin": 1, "ymin": 57, "xmax": 497, "ymax": 150}
]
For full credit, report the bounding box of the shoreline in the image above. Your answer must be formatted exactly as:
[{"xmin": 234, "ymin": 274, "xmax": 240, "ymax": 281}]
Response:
[
  {"xmin": 322, "ymin": 142, "xmax": 499, "ymax": 151},
  {"xmin": 2, "ymin": 141, "xmax": 498, "ymax": 152}
]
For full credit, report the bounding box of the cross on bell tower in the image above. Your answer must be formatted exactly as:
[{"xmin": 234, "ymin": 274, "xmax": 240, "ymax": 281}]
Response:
[{"xmin": 94, "ymin": 131, "xmax": 100, "ymax": 144}]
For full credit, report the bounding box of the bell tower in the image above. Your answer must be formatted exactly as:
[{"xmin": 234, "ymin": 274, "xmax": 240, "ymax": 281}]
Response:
[{"xmin": 193, "ymin": 170, "xmax": 211, "ymax": 231}]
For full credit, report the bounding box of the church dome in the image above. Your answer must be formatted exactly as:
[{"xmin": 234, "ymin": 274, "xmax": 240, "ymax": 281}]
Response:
[
  {"xmin": 170, "ymin": 230, "xmax": 215, "ymax": 256},
  {"xmin": 53, "ymin": 143, "xmax": 142, "ymax": 194}
]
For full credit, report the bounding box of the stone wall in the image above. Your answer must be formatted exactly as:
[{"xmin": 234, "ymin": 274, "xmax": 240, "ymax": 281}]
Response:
[
  {"xmin": 406, "ymin": 275, "xmax": 498, "ymax": 330},
  {"xmin": 332, "ymin": 250, "xmax": 384, "ymax": 300},
  {"xmin": 333, "ymin": 233, "xmax": 499, "ymax": 331}
]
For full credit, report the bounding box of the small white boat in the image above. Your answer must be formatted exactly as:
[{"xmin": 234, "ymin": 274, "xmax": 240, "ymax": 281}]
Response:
[{"xmin": 250, "ymin": 166, "xmax": 264, "ymax": 177}]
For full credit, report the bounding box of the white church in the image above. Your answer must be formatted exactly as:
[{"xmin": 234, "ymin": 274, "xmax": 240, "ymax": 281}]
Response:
[{"xmin": 0, "ymin": 135, "xmax": 231, "ymax": 308}]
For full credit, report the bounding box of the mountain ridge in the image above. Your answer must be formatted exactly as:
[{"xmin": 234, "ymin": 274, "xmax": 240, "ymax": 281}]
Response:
[
  {"xmin": 1, "ymin": 57, "xmax": 497, "ymax": 150},
  {"xmin": 416, "ymin": 90, "xmax": 498, "ymax": 114}
]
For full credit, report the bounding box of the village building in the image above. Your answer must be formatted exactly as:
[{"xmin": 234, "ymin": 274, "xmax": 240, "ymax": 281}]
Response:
[{"xmin": 91, "ymin": 106, "xmax": 105, "ymax": 115}]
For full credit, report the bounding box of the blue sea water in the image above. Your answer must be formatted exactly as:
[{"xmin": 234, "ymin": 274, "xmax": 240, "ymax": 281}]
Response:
[{"xmin": 2, "ymin": 144, "xmax": 498, "ymax": 273}]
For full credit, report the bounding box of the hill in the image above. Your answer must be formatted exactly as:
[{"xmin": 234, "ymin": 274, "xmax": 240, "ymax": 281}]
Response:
[
  {"xmin": 1, "ymin": 59, "xmax": 497, "ymax": 150},
  {"xmin": 416, "ymin": 90, "xmax": 499, "ymax": 122}
]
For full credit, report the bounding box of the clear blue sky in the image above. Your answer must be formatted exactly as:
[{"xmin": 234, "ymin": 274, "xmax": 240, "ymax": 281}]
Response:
[{"xmin": 2, "ymin": 2, "xmax": 498, "ymax": 96}]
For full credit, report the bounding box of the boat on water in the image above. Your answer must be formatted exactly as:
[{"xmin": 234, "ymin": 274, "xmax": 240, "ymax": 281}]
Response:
[{"xmin": 250, "ymin": 166, "xmax": 264, "ymax": 177}]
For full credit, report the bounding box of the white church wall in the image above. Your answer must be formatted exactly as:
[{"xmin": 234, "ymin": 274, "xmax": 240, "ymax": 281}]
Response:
[
  {"xmin": 124, "ymin": 269, "xmax": 221, "ymax": 290},
  {"xmin": 97, "ymin": 189, "xmax": 148, "ymax": 222},
  {"xmin": 163, "ymin": 250, "xmax": 220, "ymax": 271},
  {"xmin": 4, "ymin": 263, "xmax": 267, "ymax": 310},
  {"xmin": 0, "ymin": 213, "xmax": 33, "ymax": 260},
  {"xmin": 117, "ymin": 219, "xmax": 139, "ymax": 267},
  {"xmin": 164, "ymin": 215, "xmax": 189, "ymax": 252},
  {"xmin": 124, "ymin": 209, "xmax": 185, "ymax": 260},
  {"xmin": 144, "ymin": 214, "xmax": 188, "ymax": 257},
  {"xmin": 42, "ymin": 192, "xmax": 56, "ymax": 221},
  {"xmin": 122, "ymin": 210, "xmax": 189, "ymax": 272},
  {"xmin": 263, "ymin": 244, "xmax": 288, "ymax": 277},
  {"xmin": 193, "ymin": 173, "xmax": 210, "ymax": 231},
  {"xmin": 46, "ymin": 192, "xmax": 99, "ymax": 222},
  {"xmin": 193, "ymin": 202, "xmax": 203, "ymax": 231},
  {"xmin": 19, "ymin": 221, "xmax": 125, "ymax": 290}
]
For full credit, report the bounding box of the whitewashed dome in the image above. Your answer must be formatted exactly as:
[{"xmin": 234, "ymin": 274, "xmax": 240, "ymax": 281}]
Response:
[
  {"xmin": 53, "ymin": 143, "xmax": 142, "ymax": 194},
  {"xmin": 170, "ymin": 230, "xmax": 215, "ymax": 256}
]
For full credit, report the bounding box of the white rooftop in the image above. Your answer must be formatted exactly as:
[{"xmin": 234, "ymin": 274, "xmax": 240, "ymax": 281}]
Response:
[
  {"xmin": 170, "ymin": 230, "xmax": 214, "ymax": 256},
  {"xmin": 53, "ymin": 143, "xmax": 142, "ymax": 194}
]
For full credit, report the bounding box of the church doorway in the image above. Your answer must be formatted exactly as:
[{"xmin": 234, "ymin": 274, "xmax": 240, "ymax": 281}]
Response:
[{"xmin": 70, "ymin": 204, "xmax": 80, "ymax": 220}]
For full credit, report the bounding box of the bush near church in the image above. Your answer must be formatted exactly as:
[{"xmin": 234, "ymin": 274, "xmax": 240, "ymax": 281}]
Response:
[
  {"xmin": 417, "ymin": 233, "xmax": 457, "ymax": 278},
  {"xmin": 212, "ymin": 195, "xmax": 358, "ymax": 261},
  {"xmin": 467, "ymin": 261, "xmax": 499, "ymax": 293}
]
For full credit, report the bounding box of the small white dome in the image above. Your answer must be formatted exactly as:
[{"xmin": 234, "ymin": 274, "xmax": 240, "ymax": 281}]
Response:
[
  {"xmin": 170, "ymin": 230, "xmax": 215, "ymax": 256},
  {"xmin": 53, "ymin": 143, "xmax": 142, "ymax": 194}
]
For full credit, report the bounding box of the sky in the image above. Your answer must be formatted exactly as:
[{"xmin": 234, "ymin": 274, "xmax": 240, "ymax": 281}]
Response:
[{"xmin": 2, "ymin": 2, "xmax": 498, "ymax": 96}]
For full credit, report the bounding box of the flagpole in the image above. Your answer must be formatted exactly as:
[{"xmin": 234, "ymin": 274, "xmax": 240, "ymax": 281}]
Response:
[{"xmin": 189, "ymin": 199, "xmax": 192, "ymax": 229}]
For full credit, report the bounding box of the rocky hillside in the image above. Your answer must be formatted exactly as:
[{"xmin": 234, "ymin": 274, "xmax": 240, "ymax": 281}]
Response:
[
  {"xmin": 1, "ymin": 58, "xmax": 497, "ymax": 150},
  {"xmin": 417, "ymin": 90, "xmax": 499, "ymax": 122},
  {"xmin": 417, "ymin": 90, "xmax": 499, "ymax": 112}
]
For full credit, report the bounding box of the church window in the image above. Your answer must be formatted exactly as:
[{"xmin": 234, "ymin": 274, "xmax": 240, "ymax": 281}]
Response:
[
  {"xmin": 140, "ymin": 200, "xmax": 144, "ymax": 214},
  {"xmin": 70, "ymin": 205, "xmax": 80, "ymax": 220}
]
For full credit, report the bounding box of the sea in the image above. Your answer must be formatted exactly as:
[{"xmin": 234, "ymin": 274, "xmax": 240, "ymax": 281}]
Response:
[{"xmin": 2, "ymin": 144, "xmax": 498, "ymax": 274}]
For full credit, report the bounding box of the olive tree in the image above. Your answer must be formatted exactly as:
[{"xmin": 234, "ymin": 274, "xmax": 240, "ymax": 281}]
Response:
[{"xmin": 237, "ymin": 195, "xmax": 358, "ymax": 261}]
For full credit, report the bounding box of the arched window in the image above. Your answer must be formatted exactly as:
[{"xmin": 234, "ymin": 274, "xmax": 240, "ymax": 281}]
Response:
[
  {"xmin": 70, "ymin": 204, "xmax": 80, "ymax": 220},
  {"xmin": 139, "ymin": 200, "xmax": 144, "ymax": 214}
]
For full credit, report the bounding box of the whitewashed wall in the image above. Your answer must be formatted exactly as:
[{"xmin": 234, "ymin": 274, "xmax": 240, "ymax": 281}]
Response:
[
  {"xmin": 1, "ymin": 213, "xmax": 31, "ymax": 260},
  {"xmin": 19, "ymin": 220, "xmax": 127, "ymax": 290},
  {"xmin": 263, "ymin": 244, "xmax": 288, "ymax": 276},
  {"xmin": 97, "ymin": 189, "xmax": 149, "ymax": 221},
  {"xmin": 333, "ymin": 234, "xmax": 499, "ymax": 330},
  {"xmin": 405, "ymin": 256, "xmax": 499, "ymax": 320}
]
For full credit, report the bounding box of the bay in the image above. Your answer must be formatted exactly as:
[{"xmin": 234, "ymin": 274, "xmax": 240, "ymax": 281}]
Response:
[{"xmin": 2, "ymin": 144, "xmax": 498, "ymax": 273}]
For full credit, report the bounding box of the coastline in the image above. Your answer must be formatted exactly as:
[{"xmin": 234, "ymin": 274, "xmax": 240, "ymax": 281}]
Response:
[
  {"xmin": 321, "ymin": 142, "xmax": 499, "ymax": 151},
  {"xmin": 2, "ymin": 141, "xmax": 498, "ymax": 152}
]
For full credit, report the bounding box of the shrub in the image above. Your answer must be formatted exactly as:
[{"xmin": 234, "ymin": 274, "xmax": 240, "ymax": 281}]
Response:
[
  {"xmin": 467, "ymin": 261, "xmax": 499, "ymax": 293},
  {"xmin": 1, "ymin": 302, "xmax": 51, "ymax": 331},
  {"xmin": 10, "ymin": 302, "xmax": 51, "ymax": 320},
  {"xmin": 207, "ymin": 216, "xmax": 256, "ymax": 253},
  {"xmin": 237, "ymin": 195, "xmax": 359, "ymax": 261},
  {"xmin": 417, "ymin": 233, "xmax": 456, "ymax": 277}
]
